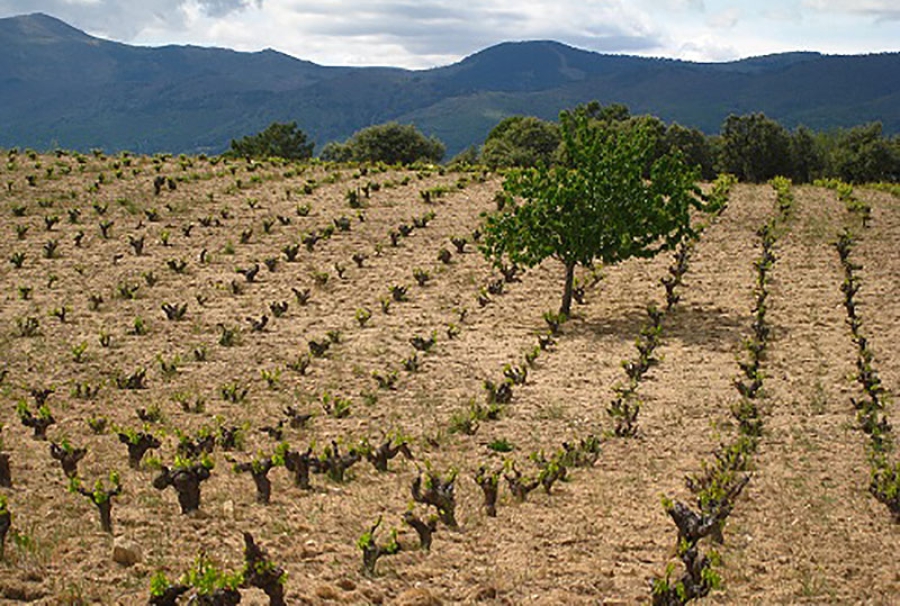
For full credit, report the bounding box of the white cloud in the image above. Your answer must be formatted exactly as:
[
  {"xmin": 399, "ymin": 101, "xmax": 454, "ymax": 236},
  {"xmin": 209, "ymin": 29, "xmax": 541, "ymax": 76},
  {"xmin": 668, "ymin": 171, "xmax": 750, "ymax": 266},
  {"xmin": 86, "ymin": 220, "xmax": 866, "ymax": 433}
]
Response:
[
  {"xmin": 195, "ymin": 0, "xmax": 262, "ymax": 18},
  {"xmin": 802, "ymin": 0, "xmax": 900, "ymax": 20},
  {"xmin": 121, "ymin": 0, "xmax": 669, "ymax": 67},
  {"xmin": 0, "ymin": 0, "xmax": 261, "ymax": 39},
  {"xmin": 677, "ymin": 37, "xmax": 740, "ymax": 62},
  {"xmin": 707, "ymin": 7, "xmax": 741, "ymax": 28}
]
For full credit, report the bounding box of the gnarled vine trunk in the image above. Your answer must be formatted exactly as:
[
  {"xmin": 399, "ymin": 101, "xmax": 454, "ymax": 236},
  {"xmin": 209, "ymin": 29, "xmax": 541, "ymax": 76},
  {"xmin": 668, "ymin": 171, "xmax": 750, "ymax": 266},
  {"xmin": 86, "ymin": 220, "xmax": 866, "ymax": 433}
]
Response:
[{"xmin": 560, "ymin": 260, "xmax": 576, "ymax": 316}]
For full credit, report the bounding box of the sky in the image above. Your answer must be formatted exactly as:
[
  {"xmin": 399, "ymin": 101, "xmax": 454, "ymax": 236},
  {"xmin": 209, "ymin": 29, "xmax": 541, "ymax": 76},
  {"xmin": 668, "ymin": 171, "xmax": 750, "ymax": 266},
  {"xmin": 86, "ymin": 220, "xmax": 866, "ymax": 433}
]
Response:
[{"xmin": 0, "ymin": 0, "xmax": 897, "ymax": 69}]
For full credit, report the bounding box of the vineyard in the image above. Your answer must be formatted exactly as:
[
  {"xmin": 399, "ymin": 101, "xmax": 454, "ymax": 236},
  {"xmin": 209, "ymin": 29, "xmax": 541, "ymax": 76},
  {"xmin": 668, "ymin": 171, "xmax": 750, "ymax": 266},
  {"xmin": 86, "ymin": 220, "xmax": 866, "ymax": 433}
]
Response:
[{"xmin": 0, "ymin": 150, "xmax": 899, "ymax": 604}]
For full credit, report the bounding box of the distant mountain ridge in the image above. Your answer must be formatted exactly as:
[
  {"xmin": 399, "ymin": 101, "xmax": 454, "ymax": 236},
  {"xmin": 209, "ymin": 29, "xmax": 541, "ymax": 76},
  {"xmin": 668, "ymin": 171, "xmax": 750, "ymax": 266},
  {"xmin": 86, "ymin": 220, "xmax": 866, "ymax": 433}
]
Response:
[{"xmin": 1, "ymin": 12, "xmax": 899, "ymax": 156}]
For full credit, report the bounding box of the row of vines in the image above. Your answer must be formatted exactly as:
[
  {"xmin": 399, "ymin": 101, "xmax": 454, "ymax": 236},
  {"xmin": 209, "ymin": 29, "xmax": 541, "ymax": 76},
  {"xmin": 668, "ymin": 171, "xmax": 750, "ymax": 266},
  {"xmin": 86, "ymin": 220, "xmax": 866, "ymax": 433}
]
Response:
[{"xmin": 0, "ymin": 146, "xmax": 898, "ymax": 603}]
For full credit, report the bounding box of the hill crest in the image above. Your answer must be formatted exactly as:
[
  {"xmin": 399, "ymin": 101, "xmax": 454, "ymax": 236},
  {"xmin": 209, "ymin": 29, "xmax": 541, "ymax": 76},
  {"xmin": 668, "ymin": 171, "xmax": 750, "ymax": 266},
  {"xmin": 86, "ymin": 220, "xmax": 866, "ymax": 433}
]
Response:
[{"xmin": 0, "ymin": 13, "xmax": 898, "ymax": 155}]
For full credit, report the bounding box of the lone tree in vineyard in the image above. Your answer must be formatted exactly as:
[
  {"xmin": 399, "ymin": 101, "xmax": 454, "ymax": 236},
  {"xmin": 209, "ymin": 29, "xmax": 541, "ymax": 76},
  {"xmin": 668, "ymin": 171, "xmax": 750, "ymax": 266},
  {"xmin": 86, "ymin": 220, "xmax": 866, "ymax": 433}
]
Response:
[{"xmin": 481, "ymin": 110, "xmax": 706, "ymax": 316}]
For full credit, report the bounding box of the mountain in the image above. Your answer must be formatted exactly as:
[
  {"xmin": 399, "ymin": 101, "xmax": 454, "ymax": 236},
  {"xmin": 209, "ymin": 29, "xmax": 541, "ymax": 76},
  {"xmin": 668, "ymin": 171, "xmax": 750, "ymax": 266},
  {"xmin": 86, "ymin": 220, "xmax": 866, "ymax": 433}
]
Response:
[{"xmin": 2, "ymin": 12, "xmax": 899, "ymax": 156}]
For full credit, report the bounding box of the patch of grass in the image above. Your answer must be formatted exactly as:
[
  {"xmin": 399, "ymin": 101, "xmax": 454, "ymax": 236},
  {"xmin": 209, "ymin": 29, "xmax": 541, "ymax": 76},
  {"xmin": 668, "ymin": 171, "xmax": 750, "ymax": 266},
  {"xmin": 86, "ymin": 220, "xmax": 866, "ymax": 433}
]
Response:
[{"xmin": 487, "ymin": 438, "xmax": 514, "ymax": 452}]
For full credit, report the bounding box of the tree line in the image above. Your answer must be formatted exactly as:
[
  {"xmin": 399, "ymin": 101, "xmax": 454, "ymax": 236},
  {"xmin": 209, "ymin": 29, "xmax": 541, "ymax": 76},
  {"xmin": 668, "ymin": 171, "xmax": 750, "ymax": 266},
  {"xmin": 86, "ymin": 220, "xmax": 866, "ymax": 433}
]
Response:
[
  {"xmin": 476, "ymin": 102, "xmax": 900, "ymax": 184},
  {"xmin": 229, "ymin": 102, "xmax": 900, "ymax": 184},
  {"xmin": 227, "ymin": 121, "xmax": 445, "ymax": 166}
]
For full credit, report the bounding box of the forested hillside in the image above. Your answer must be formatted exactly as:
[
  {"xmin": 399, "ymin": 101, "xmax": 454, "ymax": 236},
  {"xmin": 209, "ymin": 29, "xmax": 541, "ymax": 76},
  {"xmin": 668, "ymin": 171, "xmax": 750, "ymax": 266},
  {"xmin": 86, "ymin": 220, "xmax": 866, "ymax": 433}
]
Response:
[{"xmin": 1, "ymin": 13, "xmax": 899, "ymax": 155}]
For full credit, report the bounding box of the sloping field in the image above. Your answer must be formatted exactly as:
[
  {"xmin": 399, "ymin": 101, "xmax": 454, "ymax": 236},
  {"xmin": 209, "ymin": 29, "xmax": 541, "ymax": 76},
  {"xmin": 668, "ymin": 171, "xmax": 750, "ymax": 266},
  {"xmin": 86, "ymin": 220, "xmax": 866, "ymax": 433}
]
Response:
[{"xmin": 0, "ymin": 152, "xmax": 898, "ymax": 604}]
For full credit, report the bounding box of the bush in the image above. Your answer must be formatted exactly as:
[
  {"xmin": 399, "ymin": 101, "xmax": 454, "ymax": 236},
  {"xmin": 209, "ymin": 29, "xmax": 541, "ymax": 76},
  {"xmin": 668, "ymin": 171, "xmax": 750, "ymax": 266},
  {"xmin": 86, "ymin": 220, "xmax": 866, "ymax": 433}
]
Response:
[
  {"xmin": 788, "ymin": 125, "xmax": 824, "ymax": 183},
  {"xmin": 717, "ymin": 113, "xmax": 792, "ymax": 183},
  {"xmin": 825, "ymin": 122, "xmax": 900, "ymax": 183},
  {"xmin": 322, "ymin": 122, "xmax": 444, "ymax": 165},
  {"xmin": 228, "ymin": 121, "xmax": 314, "ymax": 161},
  {"xmin": 481, "ymin": 116, "xmax": 560, "ymax": 168},
  {"xmin": 664, "ymin": 123, "xmax": 716, "ymax": 181}
]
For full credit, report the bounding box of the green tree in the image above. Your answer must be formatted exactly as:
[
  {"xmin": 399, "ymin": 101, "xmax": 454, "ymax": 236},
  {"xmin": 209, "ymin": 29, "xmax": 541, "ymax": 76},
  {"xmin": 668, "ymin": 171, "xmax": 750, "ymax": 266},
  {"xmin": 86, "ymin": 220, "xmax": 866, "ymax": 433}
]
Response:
[
  {"xmin": 228, "ymin": 121, "xmax": 314, "ymax": 160},
  {"xmin": 826, "ymin": 122, "xmax": 899, "ymax": 183},
  {"xmin": 319, "ymin": 140, "xmax": 354, "ymax": 163},
  {"xmin": 333, "ymin": 122, "xmax": 444, "ymax": 165},
  {"xmin": 717, "ymin": 113, "xmax": 791, "ymax": 182},
  {"xmin": 788, "ymin": 125, "xmax": 823, "ymax": 183},
  {"xmin": 481, "ymin": 116, "xmax": 560, "ymax": 168},
  {"xmin": 620, "ymin": 115, "xmax": 668, "ymax": 176},
  {"xmin": 481, "ymin": 111, "xmax": 706, "ymax": 316},
  {"xmin": 664, "ymin": 123, "xmax": 715, "ymax": 180},
  {"xmin": 571, "ymin": 101, "xmax": 631, "ymax": 124},
  {"xmin": 447, "ymin": 145, "xmax": 480, "ymax": 167}
]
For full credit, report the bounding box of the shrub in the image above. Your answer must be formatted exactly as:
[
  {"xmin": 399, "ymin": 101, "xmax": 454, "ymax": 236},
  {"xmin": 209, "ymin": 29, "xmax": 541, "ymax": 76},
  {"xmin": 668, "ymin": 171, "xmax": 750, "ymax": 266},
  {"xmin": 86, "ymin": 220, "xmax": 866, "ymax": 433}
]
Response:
[
  {"xmin": 228, "ymin": 121, "xmax": 314, "ymax": 160},
  {"xmin": 326, "ymin": 122, "xmax": 445, "ymax": 165}
]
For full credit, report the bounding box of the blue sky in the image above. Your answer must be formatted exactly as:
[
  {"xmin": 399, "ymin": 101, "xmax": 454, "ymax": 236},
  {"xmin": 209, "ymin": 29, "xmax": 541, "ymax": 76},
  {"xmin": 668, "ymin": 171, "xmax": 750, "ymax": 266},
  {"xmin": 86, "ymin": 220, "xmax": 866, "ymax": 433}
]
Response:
[{"xmin": 0, "ymin": 0, "xmax": 897, "ymax": 68}]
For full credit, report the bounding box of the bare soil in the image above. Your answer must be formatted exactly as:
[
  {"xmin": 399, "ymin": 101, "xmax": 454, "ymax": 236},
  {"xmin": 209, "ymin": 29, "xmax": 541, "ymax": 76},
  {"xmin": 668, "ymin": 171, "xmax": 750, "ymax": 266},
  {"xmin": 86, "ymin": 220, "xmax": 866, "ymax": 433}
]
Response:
[{"xmin": 0, "ymin": 153, "xmax": 898, "ymax": 604}]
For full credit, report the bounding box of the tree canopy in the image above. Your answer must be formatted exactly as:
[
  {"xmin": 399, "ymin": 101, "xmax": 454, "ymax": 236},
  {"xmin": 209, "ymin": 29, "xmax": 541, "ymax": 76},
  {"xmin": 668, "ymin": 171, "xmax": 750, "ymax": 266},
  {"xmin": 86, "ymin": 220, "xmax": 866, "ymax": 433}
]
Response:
[
  {"xmin": 717, "ymin": 113, "xmax": 792, "ymax": 183},
  {"xmin": 481, "ymin": 110, "xmax": 706, "ymax": 315},
  {"xmin": 320, "ymin": 122, "xmax": 445, "ymax": 165},
  {"xmin": 227, "ymin": 121, "xmax": 314, "ymax": 160},
  {"xmin": 664, "ymin": 123, "xmax": 715, "ymax": 181},
  {"xmin": 825, "ymin": 122, "xmax": 900, "ymax": 183},
  {"xmin": 480, "ymin": 116, "xmax": 560, "ymax": 168}
]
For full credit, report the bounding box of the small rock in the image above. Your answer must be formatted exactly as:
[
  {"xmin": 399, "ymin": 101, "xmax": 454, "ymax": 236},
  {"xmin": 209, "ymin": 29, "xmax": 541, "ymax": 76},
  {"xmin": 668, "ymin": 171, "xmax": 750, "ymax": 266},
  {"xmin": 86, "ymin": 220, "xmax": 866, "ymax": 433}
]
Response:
[
  {"xmin": 315, "ymin": 584, "xmax": 340, "ymax": 600},
  {"xmin": 361, "ymin": 587, "xmax": 385, "ymax": 604},
  {"xmin": 112, "ymin": 537, "xmax": 142, "ymax": 566},
  {"xmin": 470, "ymin": 585, "xmax": 497, "ymax": 601},
  {"xmin": 222, "ymin": 499, "xmax": 234, "ymax": 519},
  {"xmin": 394, "ymin": 588, "xmax": 441, "ymax": 606}
]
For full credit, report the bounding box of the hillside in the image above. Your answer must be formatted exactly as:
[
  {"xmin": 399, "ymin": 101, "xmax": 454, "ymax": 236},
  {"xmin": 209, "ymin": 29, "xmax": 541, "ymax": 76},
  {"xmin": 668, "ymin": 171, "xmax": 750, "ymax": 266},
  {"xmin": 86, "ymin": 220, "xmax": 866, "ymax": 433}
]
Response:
[{"xmin": 1, "ymin": 12, "xmax": 899, "ymax": 155}]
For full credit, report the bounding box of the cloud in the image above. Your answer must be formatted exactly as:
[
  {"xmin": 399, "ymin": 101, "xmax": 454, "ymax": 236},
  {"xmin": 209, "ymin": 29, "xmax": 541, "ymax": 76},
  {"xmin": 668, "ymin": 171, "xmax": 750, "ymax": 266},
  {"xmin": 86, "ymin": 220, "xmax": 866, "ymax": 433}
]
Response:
[
  {"xmin": 196, "ymin": 0, "xmax": 263, "ymax": 18},
  {"xmin": 0, "ymin": 0, "xmax": 262, "ymax": 39},
  {"xmin": 707, "ymin": 7, "xmax": 741, "ymax": 29},
  {"xmin": 1, "ymin": 0, "xmax": 893, "ymax": 68},
  {"xmin": 255, "ymin": 0, "xmax": 664, "ymax": 62},
  {"xmin": 802, "ymin": 0, "xmax": 900, "ymax": 21},
  {"xmin": 760, "ymin": 7, "xmax": 803, "ymax": 23},
  {"xmin": 677, "ymin": 37, "xmax": 740, "ymax": 62},
  {"xmin": 0, "ymin": 0, "xmax": 668, "ymax": 67}
]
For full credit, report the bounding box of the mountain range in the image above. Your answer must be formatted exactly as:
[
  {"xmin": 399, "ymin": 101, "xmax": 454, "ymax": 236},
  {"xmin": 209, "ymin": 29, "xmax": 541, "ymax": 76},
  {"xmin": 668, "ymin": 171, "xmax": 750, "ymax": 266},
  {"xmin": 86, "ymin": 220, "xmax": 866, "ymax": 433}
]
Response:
[{"xmin": 2, "ymin": 12, "xmax": 899, "ymax": 157}]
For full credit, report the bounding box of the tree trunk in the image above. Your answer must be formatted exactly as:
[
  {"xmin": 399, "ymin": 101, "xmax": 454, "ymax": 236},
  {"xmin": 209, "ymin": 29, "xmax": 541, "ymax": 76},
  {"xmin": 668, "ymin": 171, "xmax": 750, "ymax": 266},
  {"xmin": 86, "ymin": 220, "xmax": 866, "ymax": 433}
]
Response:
[
  {"xmin": 0, "ymin": 510, "xmax": 10, "ymax": 559},
  {"xmin": 0, "ymin": 453, "xmax": 11, "ymax": 487},
  {"xmin": 264, "ymin": 583, "xmax": 286, "ymax": 606},
  {"xmin": 252, "ymin": 471, "xmax": 271, "ymax": 505},
  {"xmin": 560, "ymin": 260, "xmax": 576, "ymax": 316},
  {"xmin": 97, "ymin": 500, "xmax": 113, "ymax": 533},
  {"xmin": 285, "ymin": 450, "xmax": 312, "ymax": 490}
]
